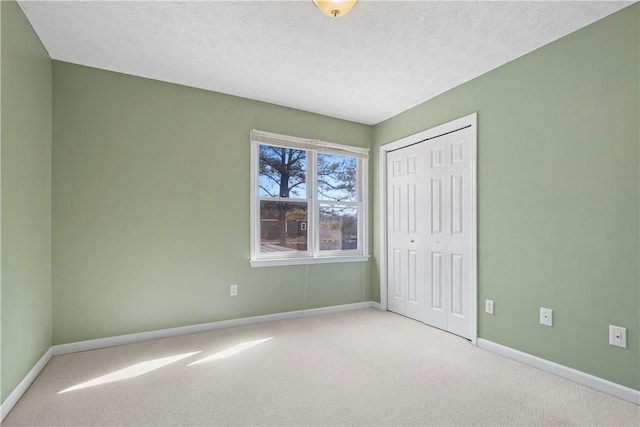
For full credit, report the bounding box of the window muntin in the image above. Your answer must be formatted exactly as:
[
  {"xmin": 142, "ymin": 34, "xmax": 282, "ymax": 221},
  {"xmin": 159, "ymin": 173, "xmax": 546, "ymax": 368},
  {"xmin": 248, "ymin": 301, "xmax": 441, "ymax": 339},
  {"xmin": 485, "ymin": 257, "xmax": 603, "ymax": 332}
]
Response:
[{"xmin": 251, "ymin": 130, "xmax": 368, "ymax": 266}]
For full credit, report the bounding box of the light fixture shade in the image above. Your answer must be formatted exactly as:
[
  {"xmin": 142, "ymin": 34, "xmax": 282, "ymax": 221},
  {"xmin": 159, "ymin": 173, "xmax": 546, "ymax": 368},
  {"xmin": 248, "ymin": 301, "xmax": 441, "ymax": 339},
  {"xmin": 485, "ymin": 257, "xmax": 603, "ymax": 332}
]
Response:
[{"xmin": 313, "ymin": 0, "xmax": 357, "ymax": 18}]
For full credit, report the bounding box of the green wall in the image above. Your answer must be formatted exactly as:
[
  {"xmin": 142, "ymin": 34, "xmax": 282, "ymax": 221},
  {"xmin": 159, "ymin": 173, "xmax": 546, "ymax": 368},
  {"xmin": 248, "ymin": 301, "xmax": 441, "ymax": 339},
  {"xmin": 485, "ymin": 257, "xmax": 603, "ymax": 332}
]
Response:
[
  {"xmin": 1, "ymin": 0, "xmax": 53, "ymax": 402},
  {"xmin": 52, "ymin": 61, "xmax": 372, "ymax": 344},
  {"xmin": 373, "ymin": 4, "xmax": 639, "ymax": 390}
]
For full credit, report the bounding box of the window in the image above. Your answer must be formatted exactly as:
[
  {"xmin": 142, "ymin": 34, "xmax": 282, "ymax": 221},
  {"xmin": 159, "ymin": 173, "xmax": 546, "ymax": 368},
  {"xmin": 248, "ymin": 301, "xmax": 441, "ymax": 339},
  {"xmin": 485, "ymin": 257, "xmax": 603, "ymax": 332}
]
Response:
[{"xmin": 250, "ymin": 130, "xmax": 369, "ymax": 267}]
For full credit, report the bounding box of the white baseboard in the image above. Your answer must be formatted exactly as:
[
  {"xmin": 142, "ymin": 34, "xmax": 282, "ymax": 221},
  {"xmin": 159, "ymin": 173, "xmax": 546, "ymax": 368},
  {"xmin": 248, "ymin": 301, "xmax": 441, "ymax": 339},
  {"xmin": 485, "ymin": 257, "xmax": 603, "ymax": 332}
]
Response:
[
  {"xmin": 0, "ymin": 348, "xmax": 52, "ymax": 422},
  {"xmin": 9, "ymin": 305, "xmax": 634, "ymax": 423},
  {"xmin": 2, "ymin": 301, "xmax": 376, "ymax": 420},
  {"xmin": 370, "ymin": 301, "xmax": 383, "ymax": 311},
  {"xmin": 477, "ymin": 338, "xmax": 640, "ymax": 405},
  {"xmin": 52, "ymin": 301, "xmax": 376, "ymax": 356}
]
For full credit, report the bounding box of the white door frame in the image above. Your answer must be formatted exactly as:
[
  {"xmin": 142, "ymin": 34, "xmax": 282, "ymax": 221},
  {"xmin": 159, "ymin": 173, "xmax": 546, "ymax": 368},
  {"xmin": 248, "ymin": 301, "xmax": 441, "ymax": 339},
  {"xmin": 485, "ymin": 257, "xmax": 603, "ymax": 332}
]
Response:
[{"xmin": 378, "ymin": 113, "xmax": 478, "ymax": 344}]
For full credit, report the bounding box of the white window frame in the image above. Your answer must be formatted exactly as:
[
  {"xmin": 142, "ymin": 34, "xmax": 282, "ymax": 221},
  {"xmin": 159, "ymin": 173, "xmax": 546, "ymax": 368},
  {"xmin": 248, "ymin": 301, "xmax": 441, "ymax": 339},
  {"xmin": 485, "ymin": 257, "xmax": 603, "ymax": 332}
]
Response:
[{"xmin": 250, "ymin": 129, "xmax": 369, "ymax": 267}]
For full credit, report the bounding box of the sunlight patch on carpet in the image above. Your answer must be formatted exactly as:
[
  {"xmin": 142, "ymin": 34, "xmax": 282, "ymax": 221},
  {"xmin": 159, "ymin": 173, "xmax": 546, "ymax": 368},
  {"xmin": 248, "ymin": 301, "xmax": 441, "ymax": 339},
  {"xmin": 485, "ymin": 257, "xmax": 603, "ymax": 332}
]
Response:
[
  {"xmin": 58, "ymin": 351, "xmax": 201, "ymax": 393},
  {"xmin": 188, "ymin": 337, "xmax": 273, "ymax": 366}
]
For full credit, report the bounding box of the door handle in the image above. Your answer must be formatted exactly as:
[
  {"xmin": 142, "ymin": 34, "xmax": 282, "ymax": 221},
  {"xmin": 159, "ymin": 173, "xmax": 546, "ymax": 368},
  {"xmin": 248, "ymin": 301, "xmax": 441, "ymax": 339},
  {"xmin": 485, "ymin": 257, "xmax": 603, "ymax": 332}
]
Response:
[{"xmin": 410, "ymin": 240, "xmax": 415, "ymax": 243}]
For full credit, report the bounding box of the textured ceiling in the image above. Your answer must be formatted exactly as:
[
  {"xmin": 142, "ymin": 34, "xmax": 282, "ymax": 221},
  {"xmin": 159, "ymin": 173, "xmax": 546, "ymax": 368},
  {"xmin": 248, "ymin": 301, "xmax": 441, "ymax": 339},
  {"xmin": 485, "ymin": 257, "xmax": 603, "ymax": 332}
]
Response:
[{"xmin": 18, "ymin": 1, "xmax": 633, "ymax": 125}]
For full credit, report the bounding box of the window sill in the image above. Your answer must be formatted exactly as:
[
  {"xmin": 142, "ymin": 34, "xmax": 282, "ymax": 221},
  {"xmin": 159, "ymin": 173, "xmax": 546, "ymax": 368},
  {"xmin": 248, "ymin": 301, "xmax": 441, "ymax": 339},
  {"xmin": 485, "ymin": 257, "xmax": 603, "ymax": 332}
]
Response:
[{"xmin": 250, "ymin": 255, "xmax": 370, "ymax": 268}]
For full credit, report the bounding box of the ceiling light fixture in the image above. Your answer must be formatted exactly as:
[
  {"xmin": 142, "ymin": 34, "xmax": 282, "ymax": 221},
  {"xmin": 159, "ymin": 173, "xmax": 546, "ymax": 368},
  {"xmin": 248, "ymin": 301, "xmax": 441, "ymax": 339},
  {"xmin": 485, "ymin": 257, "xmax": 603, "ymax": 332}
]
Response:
[{"xmin": 313, "ymin": 0, "xmax": 357, "ymax": 18}]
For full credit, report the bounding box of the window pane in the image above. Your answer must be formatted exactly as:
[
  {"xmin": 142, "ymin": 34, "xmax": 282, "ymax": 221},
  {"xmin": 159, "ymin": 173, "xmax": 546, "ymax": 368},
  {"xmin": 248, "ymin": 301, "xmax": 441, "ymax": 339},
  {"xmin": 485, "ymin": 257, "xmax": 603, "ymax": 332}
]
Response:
[
  {"xmin": 259, "ymin": 145, "xmax": 306, "ymax": 198},
  {"xmin": 319, "ymin": 205, "xmax": 358, "ymax": 251},
  {"xmin": 317, "ymin": 154, "xmax": 357, "ymax": 202},
  {"xmin": 260, "ymin": 201, "xmax": 308, "ymax": 253}
]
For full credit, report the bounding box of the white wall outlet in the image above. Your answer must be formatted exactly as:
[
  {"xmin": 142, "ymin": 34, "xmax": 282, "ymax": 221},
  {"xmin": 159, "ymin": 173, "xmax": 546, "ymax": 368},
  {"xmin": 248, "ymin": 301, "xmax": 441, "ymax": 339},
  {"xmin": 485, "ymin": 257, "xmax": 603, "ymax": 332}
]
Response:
[
  {"xmin": 485, "ymin": 299, "xmax": 494, "ymax": 315},
  {"xmin": 539, "ymin": 307, "xmax": 553, "ymax": 326},
  {"xmin": 230, "ymin": 284, "xmax": 238, "ymax": 297},
  {"xmin": 609, "ymin": 325, "xmax": 627, "ymax": 348}
]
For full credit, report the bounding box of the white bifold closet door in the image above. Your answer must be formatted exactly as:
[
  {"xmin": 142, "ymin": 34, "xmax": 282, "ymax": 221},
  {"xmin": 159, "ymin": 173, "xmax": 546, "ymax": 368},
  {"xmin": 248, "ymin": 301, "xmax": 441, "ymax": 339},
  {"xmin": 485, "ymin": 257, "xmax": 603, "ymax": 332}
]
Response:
[
  {"xmin": 386, "ymin": 142, "xmax": 427, "ymax": 322},
  {"xmin": 387, "ymin": 126, "xmax": 473, "ymax": 340}
]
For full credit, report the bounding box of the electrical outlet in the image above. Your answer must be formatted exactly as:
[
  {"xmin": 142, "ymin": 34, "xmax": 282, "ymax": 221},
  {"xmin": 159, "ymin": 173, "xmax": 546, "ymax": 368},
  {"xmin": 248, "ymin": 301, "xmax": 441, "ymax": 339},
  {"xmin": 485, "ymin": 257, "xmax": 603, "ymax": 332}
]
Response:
[
  {"xmin": 539, "ymin": 307, "xmax": 553, "ymax": 326},
  {"xmin": 609, "ymin": 325, "xmax": 627, "ymax": 348},
  {"xmin": 485, "ymin": 299, "xmax": 494, "ymax": 315},
  {"xmin": 230, "ymin": 284, "xmax": 238, "ymax": 297}
]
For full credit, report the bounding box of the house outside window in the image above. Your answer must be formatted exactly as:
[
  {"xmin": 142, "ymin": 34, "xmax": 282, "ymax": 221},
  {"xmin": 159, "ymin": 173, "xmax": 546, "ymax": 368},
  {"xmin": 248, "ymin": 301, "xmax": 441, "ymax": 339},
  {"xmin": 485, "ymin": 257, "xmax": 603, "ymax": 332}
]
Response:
[{"xmin": 250, "ymin": 130, "xmax": 369, "ymax": 267}]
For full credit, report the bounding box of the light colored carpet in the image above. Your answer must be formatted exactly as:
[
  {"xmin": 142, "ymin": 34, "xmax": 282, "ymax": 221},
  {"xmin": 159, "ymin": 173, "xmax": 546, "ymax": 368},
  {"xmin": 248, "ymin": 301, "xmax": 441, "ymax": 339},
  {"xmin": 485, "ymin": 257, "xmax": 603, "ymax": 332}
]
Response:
[{"xmin": 3, "ymin": 309, "xmax": 639, "ymax": 426}]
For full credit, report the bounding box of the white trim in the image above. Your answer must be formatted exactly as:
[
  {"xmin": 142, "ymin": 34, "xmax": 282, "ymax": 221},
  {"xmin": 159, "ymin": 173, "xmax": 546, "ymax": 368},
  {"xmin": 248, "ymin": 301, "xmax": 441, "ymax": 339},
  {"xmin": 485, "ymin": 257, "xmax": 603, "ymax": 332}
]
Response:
[
  {"xmin": 250, "ymin": 135, "xmax": 258, "ymax": 258},
  {"xmin": 52, "ymin": 301, "xmax": 376, "ymax": 356},
  {"xmin": 3, "ymin": 305, "xmax": 637, "ymax": 423},
  {"xmin": 1, "ymin": 302, "xmax": 376, "ymax": 420},
  {"xmin": 370, "ymin": 301, "xmax": 384, "ymax": 311},
  {"xmin": 469, "ymin": 114, "xmax": 478, "ymax": 345},
  {"xmin": 250, "ymin": 255, "xmax": 370, "ymax": 268},
  {"xmin": 310, "ymin": 150, "xmax": 319, "ymax": 255},
  {"xmin": 356, "ymin": 152, "xmax": 369, "ymax": 258},
  {"xmin": 252, "ymin": 129, "xmax": 370, "ymax": 158},
  {"xmin": 477, "ymin": 338, "xmax": 640, "ymax": 405},
  {"xmin": 380, "ymin": 114, "xmax": 476, "ymax": 152},
  {"xmin": 378, "ymin": 113, "xmax": 478, "ymax": 343},
  {"xmin": 0, "ymin": 348, "xmax": 53, "ymax": 422},
  {"xmin": 378, "ymin": 137, "xmax": 389, "ymax": 311}
]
